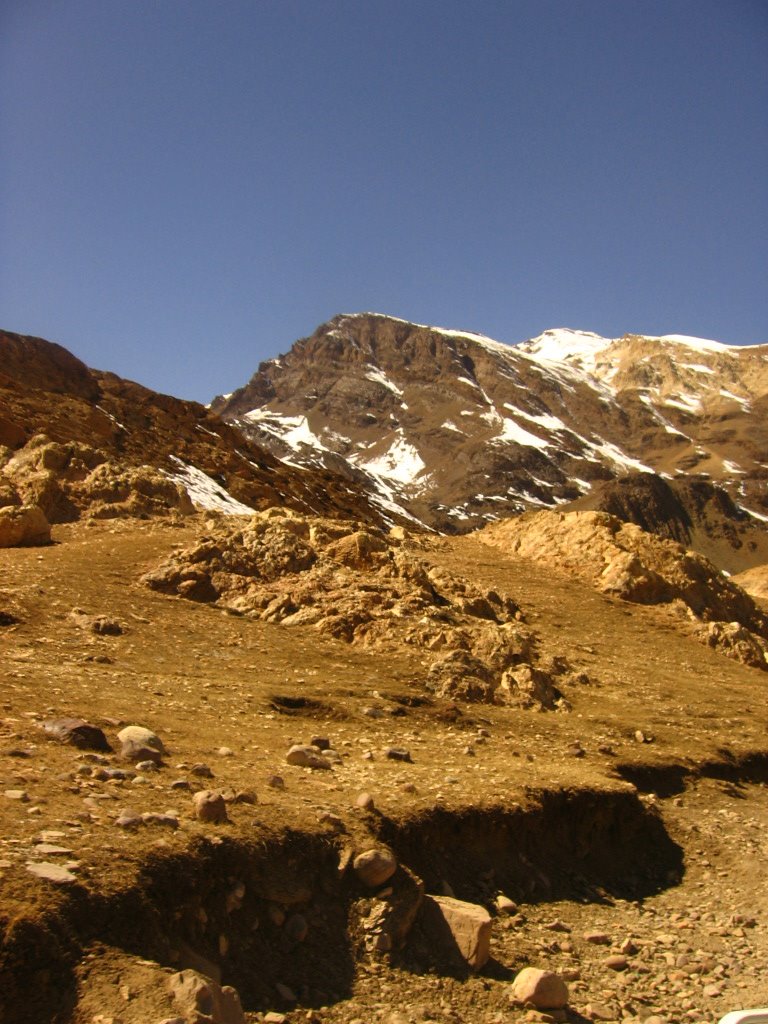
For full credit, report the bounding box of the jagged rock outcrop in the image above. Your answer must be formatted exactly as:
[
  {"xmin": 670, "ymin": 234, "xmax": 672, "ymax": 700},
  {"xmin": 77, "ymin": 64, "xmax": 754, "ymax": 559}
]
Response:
[
  {"xmin": 142, "ymin": 508, "xmax": 569, "ymax": 707},
  {"xmin": 1, "ymin": 436, "xmax": 195, "ymax": 522},
  {"xmin": 480, "ymin": 510, "xmax": 768, "ymax": 670}
]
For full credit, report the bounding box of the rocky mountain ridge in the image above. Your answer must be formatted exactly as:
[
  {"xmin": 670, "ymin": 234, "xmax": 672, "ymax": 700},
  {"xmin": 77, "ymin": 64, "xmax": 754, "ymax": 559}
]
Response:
[
  {"xmin": 0, "ymin": 329, "xmax": 408, "ymax": 533},
  {"xmin": 212, "ymin": 314, "xmax": 768, "ymax": 554}
]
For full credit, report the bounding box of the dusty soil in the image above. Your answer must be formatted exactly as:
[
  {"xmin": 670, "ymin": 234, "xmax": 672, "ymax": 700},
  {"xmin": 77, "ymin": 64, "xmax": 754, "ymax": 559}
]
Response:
[{"xmin": 1, "ymin": 517, "xmax": 767, "ymax": 1024}]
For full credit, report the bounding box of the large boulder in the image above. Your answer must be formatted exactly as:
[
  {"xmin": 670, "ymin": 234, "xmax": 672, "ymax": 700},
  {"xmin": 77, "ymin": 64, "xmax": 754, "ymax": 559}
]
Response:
[
  {"xmin": 117, "ymin": 725, "xmax": 166, "ymax": 764},
  {"xmin": 353, "ymin": 848, "xmax": 398, "ymax": 888},
  {"xmin": 419, "ymin": 895, "xmax": 492, "ymax": 971},
  {"xmin": 168, "ymin": 968, "xmax": 245, "ymax": 1024},
  {"xmin": 0, "ymin": 504, "xmax": 51, "ymax": 547}
]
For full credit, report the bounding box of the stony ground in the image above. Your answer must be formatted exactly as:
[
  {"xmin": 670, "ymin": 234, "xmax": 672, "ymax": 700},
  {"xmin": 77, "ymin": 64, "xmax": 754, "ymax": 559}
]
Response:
[{"xmin": 1, "ymin": 516, "xmax": 767, "ymax": 1024}]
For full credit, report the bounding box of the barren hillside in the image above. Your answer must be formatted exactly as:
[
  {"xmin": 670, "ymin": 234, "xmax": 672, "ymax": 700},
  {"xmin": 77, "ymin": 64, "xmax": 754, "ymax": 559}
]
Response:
[{"xmin": 2, "ymin": 326, "xmax": 768, "ymax": 1024}]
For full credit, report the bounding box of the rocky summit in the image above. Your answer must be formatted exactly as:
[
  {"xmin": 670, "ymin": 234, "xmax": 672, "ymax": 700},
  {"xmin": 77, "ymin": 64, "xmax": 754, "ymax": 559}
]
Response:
[
  {"xmin": 212, "ymin": 313, "xmax": 768, "ymax": 540},
  {"xmin": 1, "ymin": 318, "xmax": 768, "ymax": 1024}
]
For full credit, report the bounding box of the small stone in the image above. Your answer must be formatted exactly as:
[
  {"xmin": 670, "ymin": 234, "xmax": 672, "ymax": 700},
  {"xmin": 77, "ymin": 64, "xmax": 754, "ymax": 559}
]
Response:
[
  {"xmin": 168, "ymin": 969, "xmax": 244, "ymax": 1024},
  {"xmin": 310, "ymin": 736, "xmax": 330, "ymax": 750},
  {"xmin": 192, "ymin": 790, "xmax": 229, "ymax": 824},
  {"xmin": 584, "ymin": 931, "xmax": 611, "ymax": 945},
  {"xmin": 266, "ymin": 774, "xmax": 285, "ymax": 789},
  {"xmin": 26, "ymin": 861, "xmax": 77, "ymax": 884},
  {"xmin": 268, "ymin": 905, "xmax": 286, "ymax": 927},
  {"xmin": 190, "ymin": 763, "xmax": 214, "ymax": 778},
  {"xmin": 33, "ymin": 844, "xmax": 72, "ymax": 856},
  {"xmin": 41, "ymin": 718, "xmax": 112, "ymax": 752},
  {"xmin": 318, "ymin": 812, "xmax": 343, "ymax": 829},
  {"xmin": 226, "ymin": 882, "xmax": 245, "ymax": 913},
  {"xmin": 284, "ymin": 913, "xmax": 308, "ymax": 942},
  {"xmin": 263, "ymin": 1014, "xmax": 287, "ymax": 1024},
  {"xmin": 384, "ymin": 747, "xmax": 412, "ymax": 762},
  {"xmin": 544, "ymin": 919, "xmax": 571, "ymax": 932},
  {"xmin": 353, "ymin": 848, "xmax": 397, "ymax": 887},
  {"xmin": 495, "ymin": 894, "xmax": 518, "ymax": 915},
  {"xmin": 90, "ymin": 616, "xmax": 124, "ymax": 636},
  {"xmin": 4, "ymin": 789, "xmax": 29, "ymax": 802},
  {"xmin": 117, "ymin": 725, "xmax": 166, "ymax": 765},
  {"xmin": 115, "ymin": 810, "xmax": 143, "ymax": 829},
  {"xmin": 141, "ymin": 811, "xmax": 179, "ymax": 828},
  {"xmin": 355, "ymin": 792, "xmax": 375, "ymax": 811},
  {"xmin": 603, "ymin": 955, "xmax": 628, "ymax": 971},
  {"xmin": 702, "ymin": 983, "xmax": 723, "ymax": 998},
  {"xmin": 285, "ymin": 744, "xmax": 332, "ymax": 770},
  {"xmin": 171, "ymin": 779, "xmax": 192, "ymax": 791},
  {"xmin": 584, "ymin": 1004, "xmax": 618, "ymax": 1021},
  {"xmin": 275, "ymin": 982, "xmax": 297, "ymax": 1002},
  {"xmin": 217, "ymin": 746, "xmax": 234, "ymax": 757},
  {"xmin": 510, "ymin": 967, "xmax": 569, "ymax": 1010}
]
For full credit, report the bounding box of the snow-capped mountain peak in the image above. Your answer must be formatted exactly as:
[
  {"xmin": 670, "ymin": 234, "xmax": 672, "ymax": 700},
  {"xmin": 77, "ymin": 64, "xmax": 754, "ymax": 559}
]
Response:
[{"xmin": 212, "ymin": 313, "xmax": 768, "ymax": 535}]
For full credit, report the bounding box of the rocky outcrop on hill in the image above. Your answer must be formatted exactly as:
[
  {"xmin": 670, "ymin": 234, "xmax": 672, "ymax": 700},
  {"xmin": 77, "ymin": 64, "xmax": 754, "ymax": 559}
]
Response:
[
  {"xmin": 212, "ymin": 314, "xmax": 768, "ymax": 551},
  {"xmin": 569, "ymin": 472, "xmax": 768, "ymax": 575},
  {"xmin": 1, "ymin": 436, "xmax": 194, "ymax": 522},
  {"xmin": 480, "ymin": 510, "xmax": 768, "ymax": 670},
  {"xmin": 0, "ymin": 329, "xmax": 410, "ymax": 530},
  {"xmin": 733, "ymin": 564, "xmax": 768, "ymax": 604},
  {"xmin": 143, "ymin": 509, "xmax": 573, "ymax": 708}
]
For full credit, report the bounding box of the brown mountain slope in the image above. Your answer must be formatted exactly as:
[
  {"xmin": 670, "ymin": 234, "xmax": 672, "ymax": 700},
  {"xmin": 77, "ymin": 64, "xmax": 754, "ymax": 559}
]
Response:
[
  {"xmin": 211, "ymin": 314, "xmax": 768, "ymax": 545},
  {"xmin": 0, "ymin": 329, "xmax": 408, "ymax": 529}
]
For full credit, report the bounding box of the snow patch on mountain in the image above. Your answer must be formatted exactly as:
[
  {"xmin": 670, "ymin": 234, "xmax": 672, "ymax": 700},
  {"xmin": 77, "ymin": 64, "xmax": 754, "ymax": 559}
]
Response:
[
  {"xmin": 658, "ymin": 334, "xmax": 735, "ymax": 354},
  {"xmin": 496, "ymin": 417, "xmax": 551, "ymax": 448},
  {"xmin": 352, "ymin": 433, "xmax": 427, "ymax": 489},
  {"xmin": 242, "ymin": 410, "xmax": 329, "ymax": 454},
  {"xmin": 521, "ymin": 328, "xmax": 611, "ymax": 368},
  {"xmin": 364, "ymin": 365, "xmax": 403, "ymax": 396},
  {"xmin": 165, "ymin": 458, "xmax": 255, "ymax": 515}
]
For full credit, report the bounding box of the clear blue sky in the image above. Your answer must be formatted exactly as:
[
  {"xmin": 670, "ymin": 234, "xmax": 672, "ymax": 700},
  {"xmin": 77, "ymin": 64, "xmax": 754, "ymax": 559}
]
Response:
[{"xmin": 2, "ymin": 0, "xmax": 766, "ymax": 402}]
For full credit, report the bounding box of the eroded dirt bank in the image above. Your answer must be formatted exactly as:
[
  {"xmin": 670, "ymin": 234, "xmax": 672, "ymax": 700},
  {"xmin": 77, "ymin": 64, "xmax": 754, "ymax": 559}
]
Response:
[{"xmin": 2, "ymin": 518, "xmax": 768, "ymax": 1023}]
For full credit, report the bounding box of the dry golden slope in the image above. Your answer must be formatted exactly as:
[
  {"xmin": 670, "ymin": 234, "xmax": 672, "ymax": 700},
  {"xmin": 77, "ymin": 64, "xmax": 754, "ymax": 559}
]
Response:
[{"xmin": 2, "ymin": 512, "xmax": 768, "ymax": 1023}]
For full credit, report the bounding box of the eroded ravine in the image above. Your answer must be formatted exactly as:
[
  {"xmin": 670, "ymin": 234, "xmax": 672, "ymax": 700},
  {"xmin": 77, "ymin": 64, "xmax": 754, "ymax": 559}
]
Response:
[{"xmin": 1, "ymin": 786, "xmax": 683, "ymax": 1024}]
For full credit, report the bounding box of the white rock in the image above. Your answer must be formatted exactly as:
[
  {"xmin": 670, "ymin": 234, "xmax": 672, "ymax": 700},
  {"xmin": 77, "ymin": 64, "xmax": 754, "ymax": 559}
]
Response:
[{"xmin": 26, "ymin": 861, "xmax": 77, "ymax": 885}]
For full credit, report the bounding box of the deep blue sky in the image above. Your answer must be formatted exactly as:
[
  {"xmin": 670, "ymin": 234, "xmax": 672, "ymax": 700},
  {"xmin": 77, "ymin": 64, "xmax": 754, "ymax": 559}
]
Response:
[{"xmin": 2, "ymin": 1, "xmax": 766, "ymax": 402}]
